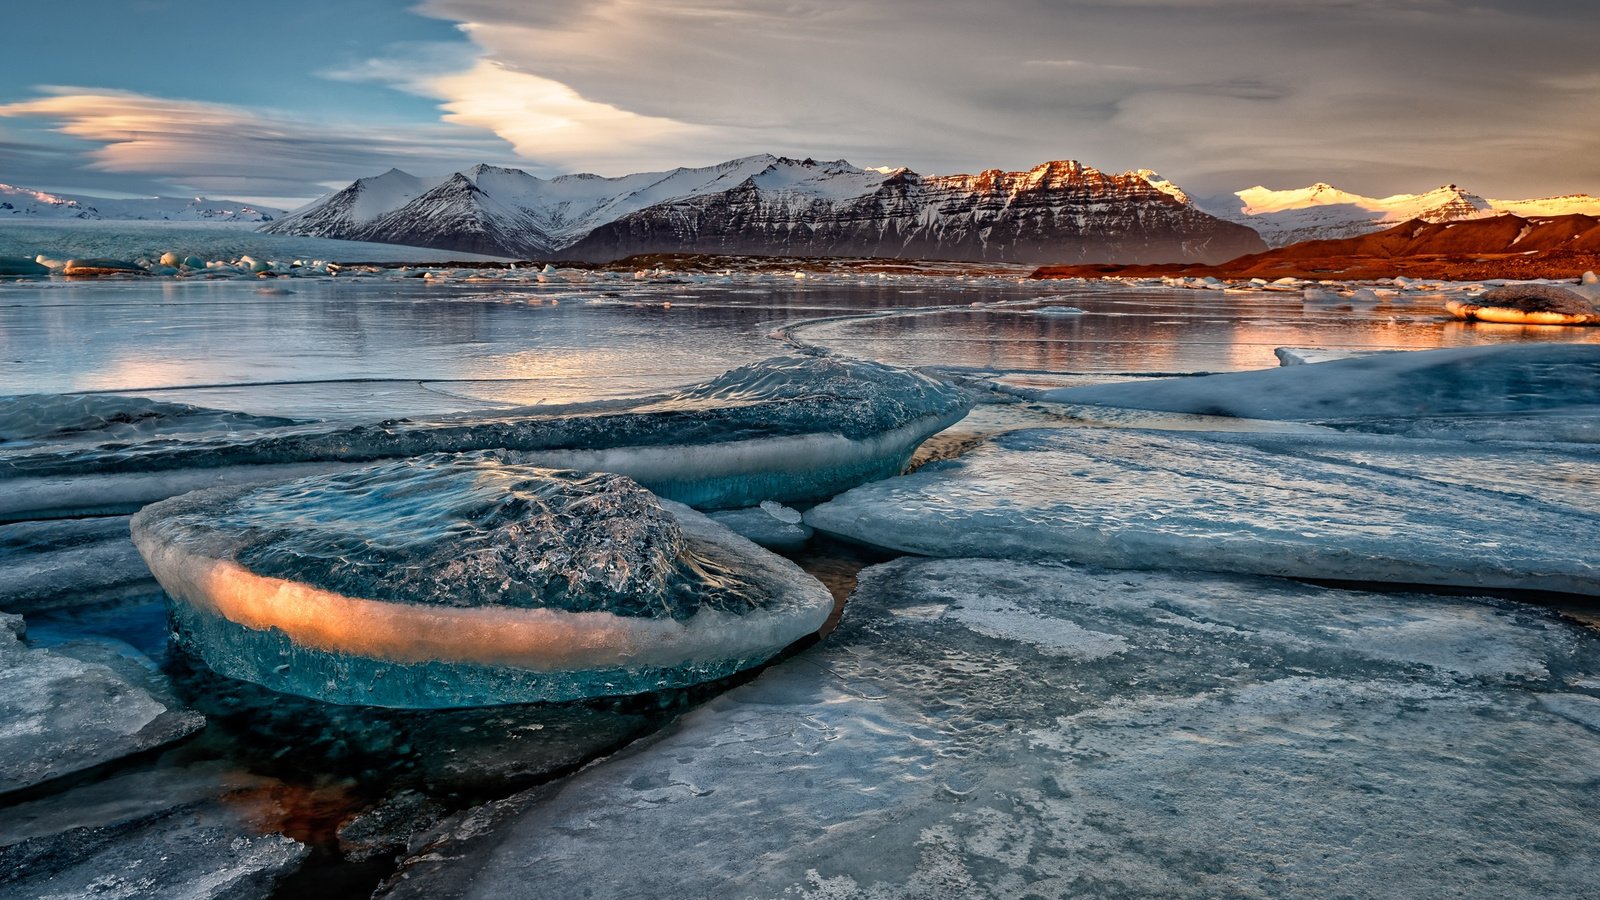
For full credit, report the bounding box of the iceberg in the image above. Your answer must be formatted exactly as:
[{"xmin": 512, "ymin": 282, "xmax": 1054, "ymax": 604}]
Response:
[
  {"xmin": 806, "ymin": 426, "xmax": 1600, "ymax": 594},
  {"xmin": 3, "ymin": 356, "xmax": 971, "ymax": 519},
  {"xmin": 0, "ymin": 613, "xmax": 204, "ymax": 794},
  {"xmin": 131, "ymin": 454, "xmax": 834, "ymax": 707},
  {"xmin": 378, "ymin": 558, "xmax": 1600, "ymax": 899}
]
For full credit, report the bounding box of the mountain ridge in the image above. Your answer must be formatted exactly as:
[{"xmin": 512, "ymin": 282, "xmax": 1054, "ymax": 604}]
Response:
[
  {"xmin": 0, "ymin": 184, "xmax": 281, "ymax": 223},
  {"xmin": 1199, "ymin": 182, "xmax": 1600, "ymax": 247},
  {"xmin": 263, "ymin": 156, "xmax": 1266, "ymax": 265}
]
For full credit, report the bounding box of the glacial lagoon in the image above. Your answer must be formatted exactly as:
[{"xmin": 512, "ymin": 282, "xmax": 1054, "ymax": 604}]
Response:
[{"xmin": 3, "ymin": 267, "xmax": 1599, "ymax": 898}]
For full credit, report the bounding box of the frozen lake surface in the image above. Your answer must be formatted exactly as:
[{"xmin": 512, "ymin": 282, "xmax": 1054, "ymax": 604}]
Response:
[{"xmin": 3, "ymin": 264, "xmax": 1598, "ymax": 898}]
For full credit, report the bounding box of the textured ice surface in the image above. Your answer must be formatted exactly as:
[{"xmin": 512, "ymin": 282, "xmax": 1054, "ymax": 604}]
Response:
[
  {"xmin": 0, "ymin": 516, "xmax": 153, "ymax": 612},
  {"xmin": 708, "ymin": 502, "xmax": 814, "ymax": 549},
  {"xmin": 0, "ymin": 393, "xmax": 297, "ymax": 446},
  {"xmin": 0, "ymin": 761, "xmax": 306, "ymax": 900},
  {"xmin": 0, "ymin": 612, "xmax": 204, "ymax": 794},
  {"xmin": 1045, "ymin": 343, "xmax": 1600, "ymax": 440},
  {"xmin": 132, "ymin": 454, "xmax": 833, "ymax": 707},
  {"xmin": 2, "ymin": 355, "xmax": 971, "ymax": 517},
  {"xmin": 378, "ymin": 558, "xmax": 1600, "ymax": 899},
  {"xmin": 806, "ymin": 426, "xmax": 1600, "ymax": 594}
]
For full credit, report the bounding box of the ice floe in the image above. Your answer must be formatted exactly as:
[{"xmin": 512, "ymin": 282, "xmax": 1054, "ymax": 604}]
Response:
[
  {"xmin": 1445, "ymin": 284, "xmax": 1599, "ymax": 326},
  {"xmin": 806, "ymin": 426, "xmax": 1600, "ymax": 594},
  {"xmin": 2, "ymin": 356, "xmax": 970, "ymax": 518},
  {"xmin": 1042, "ymin": 343, "xmax": 1600, "ymax": 440},
  {"xmin": 0, "ymin": 612, "xmax": 204, "ymax": 794},
  {"xmin": 132, "ymin": 454, "xmax": 833, "ymax": 707},
  {"xmin": 0, "ymin": 516, "xmax": 152, "ymax": 612},
  {"xmin": 376, "ymin": 558, "xmax": 1600, "ymax": 899}
]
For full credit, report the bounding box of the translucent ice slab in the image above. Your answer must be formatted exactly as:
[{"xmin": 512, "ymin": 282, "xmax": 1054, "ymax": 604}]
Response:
[
  {"xmin": 806, "ymin": 426, "xmax": 1600, "ymax": 594},
  {"xmin": 131, "ymin": 454, "xmax": 834, "ymax": 707},
  {"xmin": 377, "ymin": 558, "xmax": 1600, "ymax": 899},
  {"xmin": 1045, "ymin": 343, "xmax": 1600, "ymax": 440},
  {"xmin": 3, "ymin": 355, "xmax": 971, "ymax": 518}
]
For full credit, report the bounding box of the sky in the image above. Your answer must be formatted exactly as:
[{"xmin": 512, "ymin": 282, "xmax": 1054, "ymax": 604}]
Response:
[{"xmin": 2, "ymin": 0, "xmax": 1597, "ymax": 207}]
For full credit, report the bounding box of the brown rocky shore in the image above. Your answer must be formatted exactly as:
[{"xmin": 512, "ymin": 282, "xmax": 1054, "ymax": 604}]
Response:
[{"xmin": 1033, "ymin": 213, "xmax": 1600, "ymax": 281}]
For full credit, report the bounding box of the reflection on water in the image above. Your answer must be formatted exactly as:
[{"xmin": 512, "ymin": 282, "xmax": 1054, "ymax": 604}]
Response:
[{"xmin": 794, "ymin": 287, "xmax": 1600, "ymax": 374}]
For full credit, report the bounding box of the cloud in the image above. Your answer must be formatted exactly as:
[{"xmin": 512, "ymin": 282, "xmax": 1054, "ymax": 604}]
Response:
[
  {"xmin": 399, "ymin": 0, "xmax": 1600, "ymax": 197},
  {"xmin": 326, "ymin": 43, "xmax": 735, "ymax": 174},
  {"xmin": 0, "ymin": 87, "xmax": 513, "ymax": 202}
]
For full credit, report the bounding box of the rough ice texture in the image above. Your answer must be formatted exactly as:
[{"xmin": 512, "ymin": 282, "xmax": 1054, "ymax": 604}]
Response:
[
  {"xmin": 0, "ymin": 770, "xmax": 306, "ymax": 900},
  {"xmin": 1044, "ymin": 343, "xmax": 1600, "ymax": 438},
  {"xmin": 0, "ymin": 613, "xmax": 204, "ymax": 794},
  {"xmin": 1, "ymin": 356, "xmax": 971, "ymax": 517},
  {"xmin": 377, "ymin": 558, "xmax": 1600, "ymax": 899},
  {"xmin": 0, "ymin": 393, "xmax": 297, "ymax": 445},
  {"xmin": 806, "ymin": 427, "xmax": 1600, "ymax": 594},
  {"xmin": 131, "ymin": 455, "xmax": 833, "ymax": 707},
  {"xmin": 0, "ymin": 516, "xmax": 153, "ymax": 612}
]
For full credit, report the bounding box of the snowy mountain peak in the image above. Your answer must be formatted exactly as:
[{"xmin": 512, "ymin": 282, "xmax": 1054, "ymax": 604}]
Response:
[
  {"xmin": 266, "ymin": 154, "xmax": 1261, "ymax": 264},
  {"xmin": 1134, "ymin": 170, "xmax": 1192, "ymax": 205},
  {"xmin": 1205, "ymin": 179, "xmax": 1600, "ymax": 247},
  {"xmin": 0, "ymin": 182, "xmax": 279, "ymax": 222}
]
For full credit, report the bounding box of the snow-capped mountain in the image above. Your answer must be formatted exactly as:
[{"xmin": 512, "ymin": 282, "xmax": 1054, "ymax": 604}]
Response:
[
  {"xmin": 1199, "ymin": 182, "xmax": 1600, "ymax": 247},
  {"xmin": 0, "ymin": 184, "xmax": 280, "ymax": 223},
  {"xmin": 264, "ymin": 155, "xmax": 1265, "ymax": 264}
]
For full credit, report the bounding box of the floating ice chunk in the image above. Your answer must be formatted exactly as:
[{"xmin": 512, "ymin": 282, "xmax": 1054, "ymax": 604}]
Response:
[
  {"xmin": 1445, "ymin": 284, "xmax": 1598, "ymax": 326},
  {"xmin": 62, "ymin": 258, "xmax": 145, "ymax": 276},
  {"xmin": 132, "ymin": 455, "xmax": 833, "ymax": 707},
  {"xmin": 0, "ymin": 612, "xmax": 204, "ymax": 794},
  {"xmin": 1584, "ymin": 271, "xmax": 1599, "ymax": 285},
  {"xmin": 1043, "ymin": 344, "xmax": 1600, "ymax": 431},
  {"xmin": 0, "ymin": 256, "xmax": 49, "ymax": 277},
  {"xmin": 708, "ymin": 502, "xmax": 813, "ymax": 549},
  {"xmin": 4, "ymin": 356, "xmax": 970, "ymax": 517},
  {"xmin": 806, "ymin": 426, "xmax": 1600, "ymax": 594},
  {"xmin": 1274, "ymin": 346, "xmax": 1407, "ymax": 366},
  {"xmin": 379, "ymin": 557, "xmax": 1600, "ymax": 899}
]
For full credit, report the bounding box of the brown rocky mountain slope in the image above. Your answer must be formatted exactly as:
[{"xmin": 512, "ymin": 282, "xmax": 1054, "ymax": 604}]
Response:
[{"xmin": 1032, "ymin": 214, "xmax": 1600, "ymax": 280}]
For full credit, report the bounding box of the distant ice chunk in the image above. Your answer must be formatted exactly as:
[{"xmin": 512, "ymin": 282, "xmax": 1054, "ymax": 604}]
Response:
[
  {"xmin": 4, "ymin": 356, "xmax": 969, "ymax": 517},
  {"xmin": 806, "ymin": 426, "xmax": 1600, "ymax": 594},
  {"xmin": 0, "ymin": 612, "xmax": 204, "ymax": 794},
  {"xmin": 377, "ymin": 558, "xmax": 1600, "ymax": 899},
  {"xmin": 0, "ymin": 256, "xmax": 49, "ymax": 277},
  {"xmin": 132, "ymin": 454, "xmax": 833, "ymax": 707},
  {"xmin": 1044, "ymin": 344, "xmax": 1600, "ymax": 440},
  {"xmin": 1445, "ymin": 284, "xmax": 1599, "ymax": 326}
]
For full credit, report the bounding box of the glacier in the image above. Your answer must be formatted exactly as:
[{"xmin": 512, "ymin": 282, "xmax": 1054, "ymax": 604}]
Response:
[
  {"xmin": 2, "ymin": 356, "xmax": 971, "ymax": 520},
  {"xmin": 131, "ymin": 454, "xmax": 834, "ymax": 707},
  {"xmin": 805, "ymin": 426, "xmax": 1600, "ymax": 593},
  {"xmin": 376, "ymin": 557, "xmax": 1600, "ymax": 899}
]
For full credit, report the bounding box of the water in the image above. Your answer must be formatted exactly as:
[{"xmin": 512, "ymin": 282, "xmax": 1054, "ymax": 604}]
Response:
[{"xmin": 4, "ymin": 268, "xmax": 1596, "ymax": 897}]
